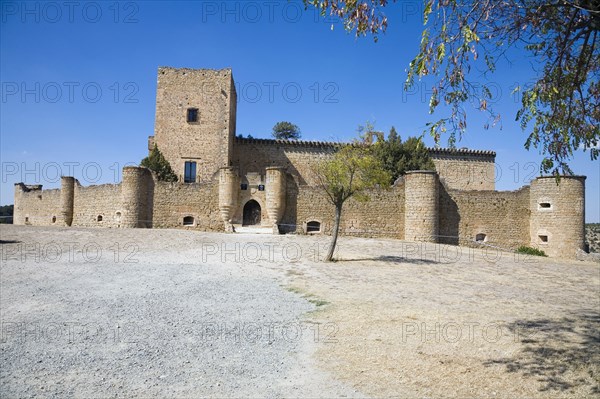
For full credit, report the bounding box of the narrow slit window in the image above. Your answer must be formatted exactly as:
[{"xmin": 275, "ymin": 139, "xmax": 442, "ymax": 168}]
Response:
[
  {"xmin": 187, "ymin": 108, "xmax": 199, "ymax": 123},
  {"xmin": 539, "ymin": 202, "xmax": 551, "ymax": 209},
  {"xmin": 184, "ymin": 161, "xmax": 197, "ymax": 183},
  {"xmin": 52, "ymin": 216, "xmax": 56, "ymax": 224}
]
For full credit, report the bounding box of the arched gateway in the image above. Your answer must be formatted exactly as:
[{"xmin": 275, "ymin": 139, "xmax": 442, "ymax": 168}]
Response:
[{"xmin": 242, "ymin": 200, "xmax": 261, "ymax": 226}]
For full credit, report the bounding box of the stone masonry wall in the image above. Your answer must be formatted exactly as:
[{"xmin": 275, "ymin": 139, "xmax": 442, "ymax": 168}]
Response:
[
  {"xmin": 232, "ymin": 139, "xmax": 336, "ymax": 186},
  {"xmin": 431, "ymin": 153, "xmax": 496, "ymax": 191},
  {"xmin": 152, "ymin": 181, "xmax": 222, "ymax": 231},
  {"xmin": 72, "ymin": 183, "xmax": 122, "ymax": 228},
  {"xmin": 439, "ymin": 185, "xmax": 531, "ymax": 249},
  {"xmin": 13, "ymin": 185, "xmax": 61, "ymax": 226},
  {"xmin": 153, "ymin": 67, "xmax": 236, "ymax": 182},
  {"xmin": 294, "ymin": 184, "xmax": 405, "ymax": 238}
]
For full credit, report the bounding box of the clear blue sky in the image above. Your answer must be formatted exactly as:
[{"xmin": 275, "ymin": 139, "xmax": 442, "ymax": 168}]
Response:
[{"xmin": 1, "ymin": 1, "xmax": 598, "ymax": 221}]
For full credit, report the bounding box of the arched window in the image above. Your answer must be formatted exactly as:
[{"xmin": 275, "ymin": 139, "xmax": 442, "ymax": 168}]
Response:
[
  {"xmin": 183, "ymin": 216, "xmax": 195, "ymax": 226},
  {"xmin": 475, "ymin": 233, "xmax": 486, "ymax": 242},
  {"xmin": 115, "ymin": 212, "xmax": 122, "ymax": 221},
  {"xmin": 307, "ymin": 221, "xmax": 321, "ymax": 233},
  {"xmin": 97, "ymin": 215, "xmax": 103, "ymax": 222}
]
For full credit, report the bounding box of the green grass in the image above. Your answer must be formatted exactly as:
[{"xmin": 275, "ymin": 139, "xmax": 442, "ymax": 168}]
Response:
[{"xmin": 516, "ymin": 245, "xmax": 548, "ymax": 257}]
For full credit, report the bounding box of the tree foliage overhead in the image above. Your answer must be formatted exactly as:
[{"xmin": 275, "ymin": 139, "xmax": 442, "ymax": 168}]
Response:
[
  {"xmin": 141, "ymin": 145, "xmax": 178, "ymax": 182},
  {"xmin": 304, "ymin": 0, "xmax": 600, "ymax": 176},
  {"xmin": 272, "ymin": 121, "xmax": 302, "ymax": 140},
  {"xmin": 313, "ymin": 140, "xmax": 391, "ymax": 261}
]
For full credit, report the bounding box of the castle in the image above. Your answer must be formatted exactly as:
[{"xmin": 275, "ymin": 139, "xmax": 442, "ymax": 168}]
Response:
[{"xmin": 13, "ymin": 67, "xmax": 586, "ymax": 259}]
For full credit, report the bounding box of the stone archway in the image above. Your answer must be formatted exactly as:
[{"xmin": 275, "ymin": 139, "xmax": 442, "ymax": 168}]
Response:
[{"xmin": 242, "ymin": 200, "xmax": 261, "ymax": 226}]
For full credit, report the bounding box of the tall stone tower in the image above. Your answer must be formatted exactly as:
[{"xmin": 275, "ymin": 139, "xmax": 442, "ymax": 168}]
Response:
[{"xmin": 151, "ymin": 67, "xmax": 237, "ymax": 183}]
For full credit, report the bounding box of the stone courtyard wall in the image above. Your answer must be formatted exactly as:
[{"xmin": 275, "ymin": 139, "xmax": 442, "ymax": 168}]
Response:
[
  {"xmin": 439, "ymin": 185, "xmax": 531, "ymax": 250},
  {"xmin": 152, "ymin": 181, "xmax": 222, "ymax": 231},
  {"xmin": 72, "ymin": 183, "xmax": 122, "ymax": 228},
  {"xmin": 13, "ymin": 185, "xmax": 61, "ymax": 226}
]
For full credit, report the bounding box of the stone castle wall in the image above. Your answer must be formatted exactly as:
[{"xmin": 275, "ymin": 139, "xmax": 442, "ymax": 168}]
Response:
[
  {"xmin": 12, "ymin": 67, "xmax": 587, "ymax": 259},
  {"xmin": 439, "ymin": 185, "xmax": 531, "ymax": 249}
]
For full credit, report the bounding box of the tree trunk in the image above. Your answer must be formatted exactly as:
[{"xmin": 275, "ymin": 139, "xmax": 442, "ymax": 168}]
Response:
[{"xmin": 325, "ymin": 203, "xmax": 343, "ymax": 262}]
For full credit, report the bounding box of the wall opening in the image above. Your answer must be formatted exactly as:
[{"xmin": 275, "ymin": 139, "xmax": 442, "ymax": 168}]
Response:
[
  {"xmin": 183, "ymin": 216, "xmax": 195, "ymax": 226},
  {"xmin": 97, "ymin": 215, "xmax": 103, "ymax": 222},
  {"xmin": 187, "ymin": 108, "xmax": 199, "ymax": 123},
  {"xmin": 25, "ymin": 217, "xmax": 29, "ymax": 223},
  {"xmin": 539, "ymin": 202, "xmax": 552, "ymax": 209},
  {"xmin": 539, "ymin": 235, "xmax": 548, "ymax": 243},
  {"xmin": 115, "ymin": 212, "xmax": 122, "ymax": 221},
  {"xmin": 307, "ymin": 221, "xmax": 321, "ymax": 233},
  {"xmin": 242, "ymin": 200, "xmax": 261, "ymax": 226},
  {"xmin": 52, "ymin": 216, "xmax": 56, "ymax": 224},
  {"xmin": 184, "ymin": 161, "xmax": 197, "ymax": 183},
  {"xmin": 475, "ymin": 233, "xmax": 486, "ymax": 243}
]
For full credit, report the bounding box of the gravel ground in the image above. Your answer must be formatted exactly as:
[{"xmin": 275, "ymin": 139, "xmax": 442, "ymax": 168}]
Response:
[
  {"xmin": 0, "ymin": 225, "xmax": 360, "ymax": 398},
  {"xmin": 1, "ymin": 225, "xmax": 599, "ymax": 398}
]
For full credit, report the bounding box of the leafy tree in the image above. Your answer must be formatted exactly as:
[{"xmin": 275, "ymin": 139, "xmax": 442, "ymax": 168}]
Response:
[
  {"xmin": 140, "ymin": 145, "xmax": 178, "ymax": 182},
  {"xmin": 272, "ymin": 121, "xmax": 301, "ymax": 140},
  {"xmin": 374, "ymin": 127, "xmax": 435, "ymax": 183},
  {"xmin": 304, "ymin": 0, "xmax": 599, "ymax": 176},
  {"xmin": 313, "ymin": 140, "xmax": 391, "ymax": 261}
]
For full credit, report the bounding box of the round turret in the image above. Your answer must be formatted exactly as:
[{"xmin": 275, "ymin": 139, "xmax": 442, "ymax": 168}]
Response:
[
  {"xmin": 404, "ymin": 170, "xmax": 439, "ymax": 243},
  {"xmin": 529, "ymin": 176, "xmax": 585, "ymax": 258}
]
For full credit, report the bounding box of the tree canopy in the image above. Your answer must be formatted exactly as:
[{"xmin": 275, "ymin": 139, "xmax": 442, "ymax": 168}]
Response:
[
  {"xmin": 313, "ymin": 139, "xmax": 391, "ymax": 261},
  {"xmin": 272, "ymin": 121, "xmax": 302, "ymax": 140},
  {"xmin": 140, "ymin": 145, "xmax": 178, "ymax": 182},
  {"xmin": 304, "ymin": 0, "xmax": 600, "ymax": 176},
  {"xmin": 373, "ymin": 126, "xmax": 435, "ymax": 183}
]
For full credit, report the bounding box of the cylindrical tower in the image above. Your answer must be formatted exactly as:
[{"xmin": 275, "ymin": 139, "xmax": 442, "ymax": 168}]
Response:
[
  {"xmin": 60, "ymin": 176, "xmax": 75, "ymax": 226},
  {"xmin": 529, "ymin": 176, "xmax": 585, "ymax": 258},
  {"xmin": 404, "ymin": 170, "xmax": 439, "ymax": 243},
  {"xmin": 218, "ymin": 167, "xmax": 238, "ymax": 232},
  {"xmin": 265, "ymin": 167, "xmax": 286, "ymax": 234},
  {"xmin": 121, "ymin": 167, "xmax": 152, "ymax": 228}
]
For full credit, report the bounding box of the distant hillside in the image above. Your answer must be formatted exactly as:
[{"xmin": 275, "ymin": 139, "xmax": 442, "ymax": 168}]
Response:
[
  {"xmin": 0, "ymin": 205, "xmax": 13, "ymax": 224},
  {"xmin": 586, "ymin": 224, "xmax": 600, "ymax": 253}
]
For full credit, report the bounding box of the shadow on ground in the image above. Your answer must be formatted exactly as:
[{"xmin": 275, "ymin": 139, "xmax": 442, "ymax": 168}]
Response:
[
  {"xmin": 339, "ymin": 255, "xmax": 441, "ymax": 265},
  {"xmin": 484, "ymin": 310, "xmax": 600, "ymax": 394}
]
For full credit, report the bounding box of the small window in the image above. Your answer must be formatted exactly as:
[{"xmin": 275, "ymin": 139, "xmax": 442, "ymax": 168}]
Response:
[
  {"xmin": 307, "ymin": 221, "xmax": 321, "ymax": 233},
  {"xmin": 97, "ymin": 215, "xmax": 103, "ymax": 222},
  {"xmin": 240, "ymin": 183, "xmax": 248, "ymax": 190},
  {"xmin": 475, "ymin": 233, "xmax": 486, "ymax": 242},
  {"xmin": 539, "ymin": 202, "xmax": 551, "ymax": 209},
  {"xmin": 52, "ymin": 216, "xmax": 56, "ymax": 224},
  {"xmin": 25, "ymin": 217, "xmax": 29, "ymax": 223},
  {"xmin": 115, "ymin": 212, "xmax": 122, "ymax": 221},
  {"xmin": 187, "ymin": 108, "xmax": 199, "ymax": 123},
  {"xmin": 258, "ymin": 184, "xmax": 265, "ymax": 191},
  {"xmin": 184, "ymin": 161, "xmax": 197, "ymax": 183},
  {"xmin": 183, "ymin": 216, "xmax": 194, "ymax": 226},
  {"xmin": 539, "ymin": 235, "xmax": 548, "ymax": 243}
]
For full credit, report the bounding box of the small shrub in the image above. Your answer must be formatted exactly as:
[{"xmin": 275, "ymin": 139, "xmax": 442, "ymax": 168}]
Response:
[{"xmin": 516, "ymin": 246, "xmax": 548, "ymax": 257}]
